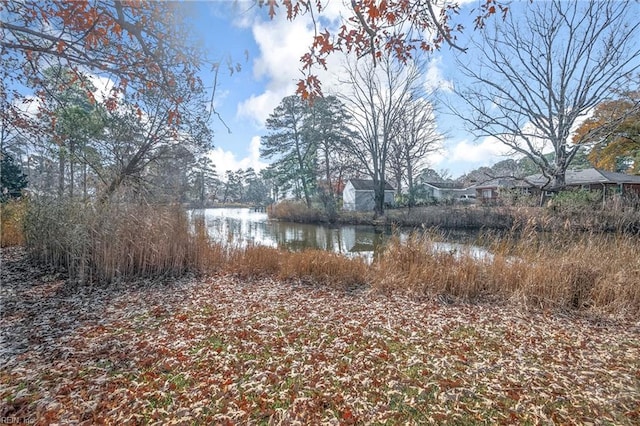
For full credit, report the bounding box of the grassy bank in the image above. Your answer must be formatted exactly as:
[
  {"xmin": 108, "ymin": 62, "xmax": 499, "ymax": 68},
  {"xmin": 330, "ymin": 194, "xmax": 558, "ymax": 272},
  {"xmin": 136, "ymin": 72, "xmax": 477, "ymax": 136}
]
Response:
[
  {"xmin": 2, "ymin": 197, "xmax": 637, "ymax": 318},
  {"xmin": 268, "ymin": 200, "xmax": 640, "ymax": 233}
]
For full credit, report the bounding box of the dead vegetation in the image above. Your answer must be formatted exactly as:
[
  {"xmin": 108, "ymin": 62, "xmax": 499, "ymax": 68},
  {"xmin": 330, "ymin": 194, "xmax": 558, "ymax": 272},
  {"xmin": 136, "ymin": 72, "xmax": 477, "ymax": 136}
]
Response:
[
  {"xmin": 2, "ymin": 198, "xmax": 638, "ymax": 316},
  {"xmin": 1, "ymin": 248, "xmax": 638, "ymax": 424},
  {"xmin": 2, "ymin": 200, "xmax": 640, "ymax": 423}
]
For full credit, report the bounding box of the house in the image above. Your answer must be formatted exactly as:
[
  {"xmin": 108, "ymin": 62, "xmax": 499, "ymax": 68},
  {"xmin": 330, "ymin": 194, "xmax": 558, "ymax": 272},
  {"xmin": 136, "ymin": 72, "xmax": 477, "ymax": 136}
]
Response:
[
  {"xmin": 343, "ymin": 179, "xmax": 395, "ymax": 211},
  {"xmin": 421, "ymin": 181, "xmax": 476, "ymax": 202},
  {"xmin": 520, "ymin": 168, "xmax": 640, "ymax": 196},
  {"xmin": 474, "ymin": 178, "xmax": 518, "ymax": 204},
  {"xmin": 475, "ymin": 168, "xmax": 640, "ymax": 204}
]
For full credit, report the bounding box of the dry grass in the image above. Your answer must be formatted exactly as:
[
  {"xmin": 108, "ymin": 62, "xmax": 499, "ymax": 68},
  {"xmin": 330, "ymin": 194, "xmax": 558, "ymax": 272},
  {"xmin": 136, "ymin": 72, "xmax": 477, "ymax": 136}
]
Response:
[
  {"xmin": 226, "ymin": 244, "xmax": 282, "ymax": 278},
  {"xmin": 370, "ymin": 226, "xmax": 640, "ymax": 317},
  {"xmin": 0, "ymin": 199, "xmax": 26, "ymax": 247},
  {"xmin": 268, "ymin": 201, "xmax": 325, "ymax": 223},
  {"xmin": 19, "ymin": 197, "xmax": 640, "ymax": 317},
  {"xmin": 278, "ymin": 249, "xmax": 369, "ymax": 289}
]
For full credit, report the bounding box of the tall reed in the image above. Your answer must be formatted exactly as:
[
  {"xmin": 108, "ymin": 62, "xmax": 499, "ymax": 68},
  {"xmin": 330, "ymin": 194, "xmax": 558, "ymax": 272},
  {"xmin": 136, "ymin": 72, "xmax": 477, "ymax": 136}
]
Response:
[
  {"xmin": 19, "ymin": 197, "xmax": 640, "ymax": 316},
  {"xmin": 371, "ymin": 226, "xmax": 640, "ymax": 316},
  {"xmin": 23, "ymin": 198, "xmax": 227, "ymax": 283},
  {"xmin": 0, "ymin": 199, "xmax": 26, "ymax": 247}
]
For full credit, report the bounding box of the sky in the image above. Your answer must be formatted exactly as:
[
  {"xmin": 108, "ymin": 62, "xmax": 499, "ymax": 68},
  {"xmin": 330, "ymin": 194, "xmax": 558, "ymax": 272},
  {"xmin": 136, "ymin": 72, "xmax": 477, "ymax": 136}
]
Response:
[{"xmin": 189, "ymin": 0, "xmax": 520, "ymax": 178}]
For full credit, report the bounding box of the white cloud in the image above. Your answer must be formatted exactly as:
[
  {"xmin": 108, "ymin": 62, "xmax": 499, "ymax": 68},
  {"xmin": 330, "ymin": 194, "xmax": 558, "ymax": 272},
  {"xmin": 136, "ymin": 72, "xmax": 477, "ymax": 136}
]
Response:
[
  {"xmin": 424, "ymin": 56, "xmax": 453, "ymax": 93},
  {"xmin": 450, "ymin": 137, "xmax": 513, "ymax": 163},
  {"xmin": 236, "ymin": 16, "xmax": 314, "ymax": 126},
  {"xmin": 87, "ymin": 74, "xmax": 116, "ymax": 103},
  {"xmin": 430, "ymin": 136, "xmax": 515, "ymax": 177},
  {"xmin": 208, "ymin": 136, "xmax": 267, "ymax": 173},
  {"xmin": 15, "ymin": 95, "xmax": 40, "ymax": 117},
  {"xmin": 236, "ymin": 90, "xmax": 281, "ymax": 128},
  {"xmin": 236, "ymin": 3, "xmax": 347, "ymax": 126}
]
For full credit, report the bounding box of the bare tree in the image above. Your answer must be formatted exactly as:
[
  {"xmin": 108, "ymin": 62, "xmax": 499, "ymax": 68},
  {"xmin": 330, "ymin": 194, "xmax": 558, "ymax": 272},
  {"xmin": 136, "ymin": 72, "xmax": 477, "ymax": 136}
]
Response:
[
  {"xmin": 451, "ymin": 0, "xmax": 640, "ymax": 190},
  {"xmin": 388, "ymin": 96, "xmax": 443, "ymax": 206},
  {"xmin": 338, "ymin": 55, "xmax": 422, "ymax": 215},
  {"xmin": 88, "ymin": 81, "xmax": 211, "ymax": 202}
]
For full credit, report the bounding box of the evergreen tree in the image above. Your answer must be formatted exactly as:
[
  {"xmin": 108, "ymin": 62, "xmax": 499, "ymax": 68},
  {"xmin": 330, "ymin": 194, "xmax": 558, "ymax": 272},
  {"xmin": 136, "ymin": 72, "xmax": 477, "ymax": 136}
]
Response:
[
  {"xmin": 1, "ymin": 149, "xmax": 28, "ymax": 201},
  {"xmin": 304, "ymin": 96, "xmax": 355, "ymax": 212},
  {"xmin": 261, "ymin": 95, "xmax": 316, "ymax": 207}
]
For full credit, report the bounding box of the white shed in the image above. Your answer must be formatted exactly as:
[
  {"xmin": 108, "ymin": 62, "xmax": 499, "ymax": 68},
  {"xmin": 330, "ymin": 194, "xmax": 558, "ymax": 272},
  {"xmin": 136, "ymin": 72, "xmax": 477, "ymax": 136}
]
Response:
[{"xmin": 343, "ymin": 179, "xmax": 395, "ymax": 211}]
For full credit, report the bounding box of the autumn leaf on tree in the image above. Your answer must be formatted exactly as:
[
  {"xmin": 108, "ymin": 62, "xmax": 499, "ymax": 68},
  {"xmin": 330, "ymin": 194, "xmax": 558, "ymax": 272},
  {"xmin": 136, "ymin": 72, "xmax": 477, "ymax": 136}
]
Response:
[
  {"xmin": 574, "ymin": 93, "xmax": 640, "ymax": 174},
  {"xmin": 1, "ymin": 0, "xmax": 206, "ymax": 133},
  {"xmin": 259, "ymin": 0, "xmax": 506, "ymax": 100}
]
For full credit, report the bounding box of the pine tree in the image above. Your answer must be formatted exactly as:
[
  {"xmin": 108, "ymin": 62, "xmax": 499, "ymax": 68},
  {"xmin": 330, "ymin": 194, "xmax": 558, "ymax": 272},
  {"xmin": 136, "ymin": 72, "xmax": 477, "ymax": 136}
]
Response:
[{"xmin": 1, "ymin": 149, "xmax": 28, "ymax": 201}]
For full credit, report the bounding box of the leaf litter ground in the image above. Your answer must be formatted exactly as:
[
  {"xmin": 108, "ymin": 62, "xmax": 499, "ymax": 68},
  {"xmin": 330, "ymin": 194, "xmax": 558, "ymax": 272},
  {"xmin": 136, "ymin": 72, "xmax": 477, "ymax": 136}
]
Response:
[{"xmin": 1, "ymin": 247, "xmax": 639, "ymax": 425}]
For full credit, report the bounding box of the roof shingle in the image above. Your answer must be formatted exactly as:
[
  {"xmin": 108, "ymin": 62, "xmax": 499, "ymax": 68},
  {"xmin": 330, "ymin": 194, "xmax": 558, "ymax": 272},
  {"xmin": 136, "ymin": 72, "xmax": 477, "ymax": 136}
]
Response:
[{"xmin": 348, "ymin": 179, "xmax": 395, "ymax": 191}]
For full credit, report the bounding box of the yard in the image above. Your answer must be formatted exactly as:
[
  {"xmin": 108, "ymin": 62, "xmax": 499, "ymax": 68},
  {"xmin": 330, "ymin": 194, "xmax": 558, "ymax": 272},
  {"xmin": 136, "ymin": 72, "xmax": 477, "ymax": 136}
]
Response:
[{"xmin": 1, "ymin": 247, "xmax": 639, "ymax": 425}]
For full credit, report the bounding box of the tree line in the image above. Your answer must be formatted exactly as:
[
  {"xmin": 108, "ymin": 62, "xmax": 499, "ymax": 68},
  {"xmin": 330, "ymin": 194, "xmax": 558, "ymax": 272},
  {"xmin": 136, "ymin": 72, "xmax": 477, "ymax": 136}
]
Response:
[{"xmin": 261, "ymin": 55, "xmax": 444, "ymax": 216}]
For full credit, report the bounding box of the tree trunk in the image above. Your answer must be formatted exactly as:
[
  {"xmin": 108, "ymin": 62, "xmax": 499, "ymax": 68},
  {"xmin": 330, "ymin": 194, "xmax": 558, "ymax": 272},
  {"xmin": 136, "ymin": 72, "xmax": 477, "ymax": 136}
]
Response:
[
  {"xmin": 324, "ymin": 145, "xmax": 333, "ymax": 198},
  {"xmin": 394, "ymin": 175, "xmax": 402, "ymax": 198},
  {"xmin": 199, "ymin": 173, "xmax": 206, "ymax": 207},
  {"xmin": 58, "ymin": 149, "xmax": 65, "ymax": 197},
  {"xmin": 374, "ymin": 178, "xmax": 385, "ymax": 217},
  {"xmin": 407, "ymin": 163, "xmax": 414, "ymax": 207},
  {"xmin": 302, "ymin": 183, "xmax": 311, "ymax": 207},
  {"xmin": 552, "ymin": 169, "xmax": 566, "ymax": 191},
  {"xmin": 82, "ymin": 163, "xmax": 87, "ymax": 200},
  {"xmin": 69, "ymin": 142, "xmax": 74, "ymax": 198},
  {"xmin": 99, "ymin": 173, "xmax": 124, "ymax": 204}
]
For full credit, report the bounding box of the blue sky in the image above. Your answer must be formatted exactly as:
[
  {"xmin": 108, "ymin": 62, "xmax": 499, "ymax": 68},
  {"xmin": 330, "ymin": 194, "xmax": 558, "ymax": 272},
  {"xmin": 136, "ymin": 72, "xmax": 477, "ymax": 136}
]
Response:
[{"xmin": 190, "ymin": 1, "xmax": 518, "ymax": 178}]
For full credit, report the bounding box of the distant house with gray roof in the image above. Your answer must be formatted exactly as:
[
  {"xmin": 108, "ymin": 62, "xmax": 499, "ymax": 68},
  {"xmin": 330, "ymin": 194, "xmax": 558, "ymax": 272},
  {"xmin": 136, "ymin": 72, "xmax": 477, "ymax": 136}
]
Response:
[
  {"xmin": 343, "ymin": 179, "xmax": 395, "ymax": 211},
  {"xmin": 519, "ymin": 169, "xmax": 640, "ymax": 194},
  {"xmin": 475, "ymin": 168, "xmax": 640, "ymax": 204},
  {"xmin": 474, "ymin": 178, "xmax": 519, "ymax": 204},
  {"xmin": 422, "ymin": 181, "xmax": 476, "ymax": 202}
]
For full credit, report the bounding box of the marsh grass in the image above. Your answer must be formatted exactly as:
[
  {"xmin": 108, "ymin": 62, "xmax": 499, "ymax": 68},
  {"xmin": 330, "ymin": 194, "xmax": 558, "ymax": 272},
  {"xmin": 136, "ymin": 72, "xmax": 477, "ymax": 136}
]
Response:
[
  {"xmin": 267, "ymin": 201, "xmax": 326, "ymax": 223},
  {"xmin": 18, "ymin": 197, "xmax": 640, "ymax": 316},
  {"xmin": 0, "ymin": 199, "xmax": 26, "ymax": 247},
  {"xmin": 278, "ymin": 250, "xmax": 369, "ymax": 289},
  {"xmin": 24, "ymin": 198, "xmax": 221, "ymax": 283},
  {"xmin": 373, "ymin": 226, "xmax": 639, "ymax": 316}
]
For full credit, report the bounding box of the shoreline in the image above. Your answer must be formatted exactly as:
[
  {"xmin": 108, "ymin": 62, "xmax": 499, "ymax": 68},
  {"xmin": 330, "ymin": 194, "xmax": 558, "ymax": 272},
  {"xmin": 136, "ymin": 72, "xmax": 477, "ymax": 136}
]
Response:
[{"xmin": 266, "ymin": 204, "xmax": 640, "ymax": 234}]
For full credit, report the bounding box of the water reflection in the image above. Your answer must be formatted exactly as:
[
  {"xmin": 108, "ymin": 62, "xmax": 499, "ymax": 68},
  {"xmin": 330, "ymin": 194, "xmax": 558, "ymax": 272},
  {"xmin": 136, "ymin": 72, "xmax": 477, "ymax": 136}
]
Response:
[{"xmin": 190, "ymin": 208, "xmax": 490, "ymax": 260}]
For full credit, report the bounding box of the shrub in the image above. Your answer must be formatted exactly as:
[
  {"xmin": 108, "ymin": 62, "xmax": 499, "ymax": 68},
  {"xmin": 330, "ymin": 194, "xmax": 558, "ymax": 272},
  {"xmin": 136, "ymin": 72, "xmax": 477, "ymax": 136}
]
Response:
[{"xmin": 549, "ymin": 189, "xmax": 603, "ymax": 211}]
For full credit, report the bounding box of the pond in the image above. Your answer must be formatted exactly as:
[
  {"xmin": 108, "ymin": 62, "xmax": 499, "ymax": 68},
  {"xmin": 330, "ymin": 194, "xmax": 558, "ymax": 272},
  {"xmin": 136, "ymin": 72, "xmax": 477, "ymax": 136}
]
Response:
[{"xmin": 190, "ymin": 208, "xmax": 492, "ymax": 261}]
